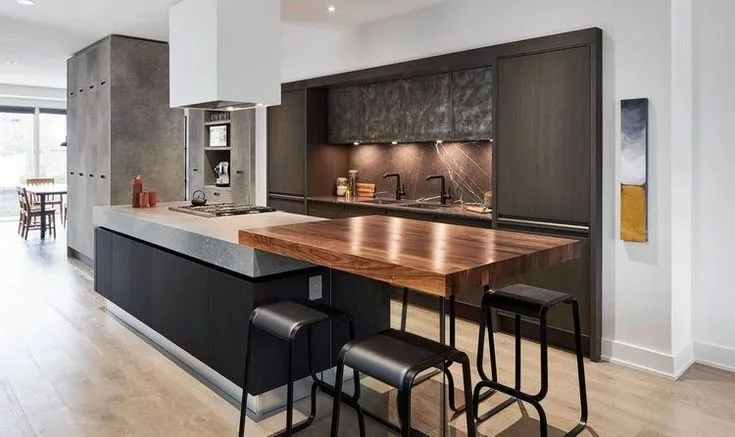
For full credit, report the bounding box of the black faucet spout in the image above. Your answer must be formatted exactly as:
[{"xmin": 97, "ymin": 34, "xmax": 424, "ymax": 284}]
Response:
[
  {"xmin": 383, "ymin": 172, "xmax": 406, "ymax": 200},
  {"xmin": 426, "ymin": 174, "xmax": 452, "ymax": 205}
]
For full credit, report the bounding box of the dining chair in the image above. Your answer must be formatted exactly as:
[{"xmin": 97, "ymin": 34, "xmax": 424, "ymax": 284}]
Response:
[
  {"xmin": 19, "ymin": 187, "xmax": 56, "ymax": 240},
  {"xmin": 25, "ymin": 177, "xmax": 63, "ymax": 222}
]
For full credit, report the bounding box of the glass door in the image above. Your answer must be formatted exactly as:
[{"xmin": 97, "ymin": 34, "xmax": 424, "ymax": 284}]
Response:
[{"xmin": 0, "ymin": 110, "xmax": 34, "ymax": 220}]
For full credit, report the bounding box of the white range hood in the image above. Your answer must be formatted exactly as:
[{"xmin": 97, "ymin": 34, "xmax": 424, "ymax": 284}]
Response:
[{"xmin": 169, "ymin": 0, "xmax": 281, "ymax": 110}]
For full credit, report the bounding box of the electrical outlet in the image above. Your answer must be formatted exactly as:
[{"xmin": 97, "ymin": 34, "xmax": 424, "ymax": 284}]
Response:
[{"xmin": 309, "ymin": 275, "xmax": 322, "ymax": 300}]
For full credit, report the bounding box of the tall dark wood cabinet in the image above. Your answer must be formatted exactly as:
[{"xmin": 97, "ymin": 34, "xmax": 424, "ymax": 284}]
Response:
[
  {"xmin": 267, "ymin": 90, "xmax": 306, "ymax": 197},
  {"xmin": 496, "ymin": 46, "xmax": 591, "ymax": 225}
]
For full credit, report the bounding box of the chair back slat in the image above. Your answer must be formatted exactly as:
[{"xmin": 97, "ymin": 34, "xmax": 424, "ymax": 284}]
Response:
[{"xmin": 26, "ymin": 177, "xmax": 54, "ymax": 186}]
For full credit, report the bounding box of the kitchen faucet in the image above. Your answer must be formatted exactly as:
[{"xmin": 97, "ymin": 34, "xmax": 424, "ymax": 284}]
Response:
[
  {"xmin": 426, "ymin": 175, "xmax": 452, "ymax": 205},
  {"xmin": 382, "ymin": 173, "xmax": 406, "ymax": 200}
]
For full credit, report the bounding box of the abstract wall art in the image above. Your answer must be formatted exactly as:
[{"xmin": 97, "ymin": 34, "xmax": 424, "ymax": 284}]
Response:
[{"xmin": 620, "ymin": 98, "xmax": 649, "ymax": 242}]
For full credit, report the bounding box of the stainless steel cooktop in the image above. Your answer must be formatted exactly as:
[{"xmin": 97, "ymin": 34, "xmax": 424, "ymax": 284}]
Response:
[{"xmin": 169, "ymin": 203, "xmax": 276, "ymax": 218}]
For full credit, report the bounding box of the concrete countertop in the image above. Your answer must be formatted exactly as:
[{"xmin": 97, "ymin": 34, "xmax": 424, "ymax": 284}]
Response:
[
  {"xmin": 93, "ymin": 202, "xmax": 324, "ymax": 278},
  {"xmin": 308, "ymin": 196, "xmax": 493, "ymax": 221}
]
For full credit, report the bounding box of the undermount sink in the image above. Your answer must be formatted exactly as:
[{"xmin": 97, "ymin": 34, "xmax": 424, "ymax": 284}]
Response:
[
  {"xmin": 358, "ymin": 198, "xmax": 406, "ymax": 205},
  {"xmin": 400, "ymin": 203, "xmax": 453, "ymax": 210}
]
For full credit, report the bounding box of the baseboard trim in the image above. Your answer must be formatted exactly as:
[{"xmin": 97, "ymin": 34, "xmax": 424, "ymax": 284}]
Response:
[
  {"xmin": 601, "ymin": 338, "xmax": 693, "ymax": 379},
  {"xmin": 693, "ymin": 340, "xmax": 735, "ymax": 373}
]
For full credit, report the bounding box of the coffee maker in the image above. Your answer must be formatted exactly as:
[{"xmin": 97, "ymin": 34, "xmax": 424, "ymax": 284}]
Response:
[{"xmin": 215, "ymin": 161, "xmax": 230, "ymax": 187}]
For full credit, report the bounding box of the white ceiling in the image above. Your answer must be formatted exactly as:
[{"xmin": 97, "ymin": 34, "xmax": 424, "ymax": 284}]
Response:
[{"xmin": 0, "ymin": 0, "xmax": 448, "ymax": 90}]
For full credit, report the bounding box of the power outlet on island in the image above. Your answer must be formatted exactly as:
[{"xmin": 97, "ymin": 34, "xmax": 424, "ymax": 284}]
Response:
[{"xmin": 309, "ymin": 276, "xmax": 323, "ymax": 301}]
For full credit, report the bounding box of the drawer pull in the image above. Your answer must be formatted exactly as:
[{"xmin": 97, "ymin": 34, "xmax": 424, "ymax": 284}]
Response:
[
  {"xmin": 89, "ymin": 174, "xmax": 94, "ymax": 177},
  {"xmin": 193, "ymin": 168, "xmax": 198, "ymax": 172},
  {"xmin": 236, "ymin": 170, "xmax": 243, "ymax": 174},
  {"xmin": 213, "ymin": 192, "xmax": 220, "ymax": 196},
  {"xmin": 100, "ymin": 175, "xmax": 106, "ymax": 179},
  {"xmin": 69, "ymin": 171, "xmax": 74, "ymax": 175}
]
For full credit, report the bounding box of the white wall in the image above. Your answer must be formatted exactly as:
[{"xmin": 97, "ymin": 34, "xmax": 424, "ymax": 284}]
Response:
[
  {"xmin": 281, "ymin": 0, "xmax": 683, "ymax": 375},
  {"xmin": 692, "ymin": 0, "xmax": 735, "ymax": 371}
]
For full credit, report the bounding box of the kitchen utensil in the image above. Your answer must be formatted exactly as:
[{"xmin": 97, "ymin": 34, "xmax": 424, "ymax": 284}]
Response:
[
  {"xmin": 215, "ymin": 161, "xmax": 230, "ymax": 187},
  {"xmin": 191, "ymin": 189, "xmax": 207, "ymax": 206}
]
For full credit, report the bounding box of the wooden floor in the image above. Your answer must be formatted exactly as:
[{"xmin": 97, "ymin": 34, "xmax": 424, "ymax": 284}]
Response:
[{"xmin": 1, "ymin": 221, "xmax": 735, "ymax": 436}]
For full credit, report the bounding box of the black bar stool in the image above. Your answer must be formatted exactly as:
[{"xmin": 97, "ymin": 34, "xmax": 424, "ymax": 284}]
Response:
[
  {"xmin": 473, "ymin": 284, "xmax": 588, "ymax": 437},
  {"xmin": 238, "ymin": 300, "xmax": 366, "ymax": 437},
  {"xmin": 330, "ymin": 328, "xmax": 476, "ymax": 437}
]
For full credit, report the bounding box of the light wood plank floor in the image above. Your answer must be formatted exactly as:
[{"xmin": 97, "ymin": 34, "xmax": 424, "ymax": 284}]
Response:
[{"xmin": 1, "ymin": 221, "xmax": 734, "ymax": 436}]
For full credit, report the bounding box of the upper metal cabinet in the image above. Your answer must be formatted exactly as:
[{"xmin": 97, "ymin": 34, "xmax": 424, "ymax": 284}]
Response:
[
  {"xmin": 402, "ymin": 74, "xmax": 451, "ymax": 142},
  {"xmin": 361, "ymin": 81, "xmax": 402, "ymax": 143},
  {"xmin": 452, "ymin": 67, "xmax": 493, "ymax": 140},
  {"xmin": 327, "ymin": 87, "xmax": 362, "ymax": 144}
]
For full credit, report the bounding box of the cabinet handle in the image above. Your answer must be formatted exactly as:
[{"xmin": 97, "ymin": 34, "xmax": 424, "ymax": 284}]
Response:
[
  {"xmin": 236, "ymin": 170, "xmax": 243, "ymax": 174},
  {"xmin": 79, "ymin": 88, "xmax": 84, "ymax": 93},
  {"xmin": 100, "ymin": 175, "xmax": 106, "ymax": 179},
  {"xmin": 213, "ymin": 192, "xmax": 221, "ymax": 196},
  {"xmin": 193, "ymin": 168, "xmax": 198, "ymax": 172},
  {"xmin": 70, "ymin": 92, "xmax": 75, "ymax": 97},
  {"xmin": 89, "ymin": 85, "xmax": 95, "ymax": 90},
  {"xmin": 69, "ymin": 171, "xmax": 75, "ymax": 175},
  {"xmin": 89, "ymin": 174, "xmax": 94, "ymax": 177},
  {"xmin": 100, "ymin": 81, "xmax": 107, "ymax": 86},
  {"xmin": 79, "ymin": 173, "xmax": 84, "ymax": 177}
]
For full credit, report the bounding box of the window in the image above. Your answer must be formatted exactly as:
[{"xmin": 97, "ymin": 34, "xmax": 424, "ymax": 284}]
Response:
[
  {"xmin": 39, "ymin": 112, "xmax": 67, "ymax": 184},
  {"xmin": 0, "ymin": 107, "xmax": 66, "ymax": 219}
]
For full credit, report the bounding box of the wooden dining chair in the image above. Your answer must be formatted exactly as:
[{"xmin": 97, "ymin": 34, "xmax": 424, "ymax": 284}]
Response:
[
  {"xmin": 16, "ymin": 187, "xmax": 26, "ymax": 236},
  {"xmin": 26, "ymin": 177, "xmax": 63, "ymax": 221},
  {"xmin": 19, "ymin": 187, "xmax": 56, "ymax": 240}
]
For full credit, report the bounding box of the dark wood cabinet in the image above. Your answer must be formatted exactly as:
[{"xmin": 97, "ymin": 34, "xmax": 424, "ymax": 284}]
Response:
[
  {"xmin": 452, "ymin": 67, "xmax": 493, "ymax": 140},
  {"xmin": 362, "ymin": 81, "xmax": 402, "ymax": 142},
  {"xmin": 308, "ymin": 201, "xmax": 348, "ymax": 219},
  {"xmin": 496, "ymin": 46, "xmax": 591, "ymax": 225},
  {"xmin": 268, "ymin": 89, "xmax": 306, "ymax": 195},
  {"xmin": 268, "ymin": 195, "xmax": 306, "ymax": 214},
  {"xmin": 402, "ymin": 74, "xmax": 452, "ymax": 141},
  {"xmin": 327, "ymin": 87, "xmax": 362, "ymax": 143}
]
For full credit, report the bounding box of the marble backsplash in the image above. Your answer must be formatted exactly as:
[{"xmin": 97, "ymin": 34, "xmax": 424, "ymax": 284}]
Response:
[{"xmin": 350, "ymin": 141, "xmax": 491, "ymax": 204}]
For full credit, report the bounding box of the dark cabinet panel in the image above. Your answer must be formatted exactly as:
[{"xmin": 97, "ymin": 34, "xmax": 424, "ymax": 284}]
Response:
[
  {"xmin": 497, "ymin": 46, "xmax": 590, "ymax": 224},
  {"xmin": 208, "ymin": 270, "xmax": 252, "ymax": 388},
  {"xmin": 402, "ymin": 74, "xmax": 451, "ymax": 141},
  {"xmin": 150, "ymin": 246, "xmax": 209, "ymax": 363},
  {"xmin": 109, "ymin": 232, "xmax": 152, "ymax": 324},
  {"xmin": 362, "ymin": 81, "xmax": 402, "ymax": 143},
  {"xmin": 268, "ymin": 195, "xmax": 306, "ymax": 214},
  {"xmin": 267, "ymin": 89, "xmax": 306, "ymax": 195},
  {"xmin": 327, "ymin": 87, "xmax": 362, "ymax": 143},
  {"xmin": 307, "ymin": 201, "xmax": 348, "ymax": 219},
  {"xmin": 94, "ymin": 228, "xmax": 113, "ymax": 298},
  {"xmin": 452, "ymin": 67, "xmax": 493, "ymax": 139}
]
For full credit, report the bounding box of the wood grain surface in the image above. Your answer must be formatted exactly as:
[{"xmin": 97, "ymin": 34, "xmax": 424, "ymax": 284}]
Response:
[{"xmin": 239, "ymin": 215, "xmax": 581, "ymax": 296}]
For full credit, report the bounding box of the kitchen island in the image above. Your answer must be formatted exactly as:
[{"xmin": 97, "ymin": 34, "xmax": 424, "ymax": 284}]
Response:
[{"xmin": 92, "ymin": 203, "xmax": 391, "ymax": 418}]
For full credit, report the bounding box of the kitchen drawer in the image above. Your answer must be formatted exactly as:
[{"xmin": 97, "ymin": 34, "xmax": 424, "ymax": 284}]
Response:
[{"xmin": 203, "ymin": 186, "xmax": 233, "ymax": 204}]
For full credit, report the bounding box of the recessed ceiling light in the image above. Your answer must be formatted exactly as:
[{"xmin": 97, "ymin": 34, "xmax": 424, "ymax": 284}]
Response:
[
  {"xmin": 327, "ymin": 5, "xmax": 336, "ymax": 13},
  {"xmin": 5, "ymin": 60, "xmax": 18, "ymax": 65},
  {"xmin": 17, "ymin": 0, "xmax": 36, "ymax": 6}
]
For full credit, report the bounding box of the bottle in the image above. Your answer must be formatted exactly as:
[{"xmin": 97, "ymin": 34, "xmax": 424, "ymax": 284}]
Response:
[
  {"xmin": 347, "ymin": 169, "xmax": 358, "ymax": 197},
  {"xmin": 132, "ymin": 175, "xmax": 143, "ymax": 208}
]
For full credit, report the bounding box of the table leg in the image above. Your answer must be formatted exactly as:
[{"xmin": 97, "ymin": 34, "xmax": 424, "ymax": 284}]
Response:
[
  {"xmin": 439, "ymin": 298, "xmax": 447, "ymax": 437},
  {"xmin": 40, "ymin": 195, "xmax": 46, "ymax": 240}
]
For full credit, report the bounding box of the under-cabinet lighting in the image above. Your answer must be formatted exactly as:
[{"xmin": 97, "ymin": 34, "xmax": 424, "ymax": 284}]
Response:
[
  {"xmin": 353, "ymin": 142, "xmax": 360, "ymax": 146},
  {"xmin": 391, "ymin": 141, "xmax": 398, "ymax": 145},
  {"xmin": 327, "ymin": 5, "xmax": 336, "ymax": 13},
  {"xmin": 436, "ymin": 140, "xmax": 443, "ymax": 144}
]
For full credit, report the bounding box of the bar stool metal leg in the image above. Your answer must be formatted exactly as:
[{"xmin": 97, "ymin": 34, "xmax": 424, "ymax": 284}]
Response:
[
  {"xmin": 567, "ymin": 300, "xmax": 589, "ymax": 436},
  {"xmin": 400, "ymin": 287, "xmax": 409, "ymax": 331},
  {"xmin": 515, "ymin": 314, "xmax": 522, "ymax": 391},
  {"xmin": 238, "ymin": 319, "xmax": 256, "ymax": 437},
  {"xmin": 329, "ymin": 362, "xmax": 345, "ymax": 437}
]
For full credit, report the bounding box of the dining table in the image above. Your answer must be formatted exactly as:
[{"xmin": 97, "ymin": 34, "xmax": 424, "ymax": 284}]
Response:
[
  {"xmin": 239, "ymin": 215, "xmax": 582, "ymax": 436},
  {"xmin": 25, "ymin": 183, "xmax": 67, "ymax": 240}
]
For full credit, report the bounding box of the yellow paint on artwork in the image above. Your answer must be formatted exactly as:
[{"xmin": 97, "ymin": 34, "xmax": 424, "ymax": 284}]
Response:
[{"xmin": 621, "ymin": 184, "xmax": 647, "ymax": 242}]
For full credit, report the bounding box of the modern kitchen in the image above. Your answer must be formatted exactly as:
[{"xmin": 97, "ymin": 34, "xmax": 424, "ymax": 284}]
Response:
[{"xmin": 1, "ymin": 0, "xmax": 734, "ymax": 436}]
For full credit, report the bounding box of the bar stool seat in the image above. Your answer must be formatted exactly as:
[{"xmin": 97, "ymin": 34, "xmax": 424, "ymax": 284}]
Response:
[
  {"xmin": 331, "ymin": 329, "xmax": 476, "ymax": 437},
  {"xmin": 251, "ymin": 300, "xmax": 330, "ymax": 340},
  {"xmin": 238, "ymin": 300, "xmax": 365, "ymax": 437},
  {"xmin": 489, "ymin": 283, "xmax": 573, "ymax": 317}
]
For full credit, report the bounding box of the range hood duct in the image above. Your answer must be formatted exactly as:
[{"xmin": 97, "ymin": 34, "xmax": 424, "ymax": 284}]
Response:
[{"xmin": 169, "ymin": 0, "xmax": 281, "ymax": 110}]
